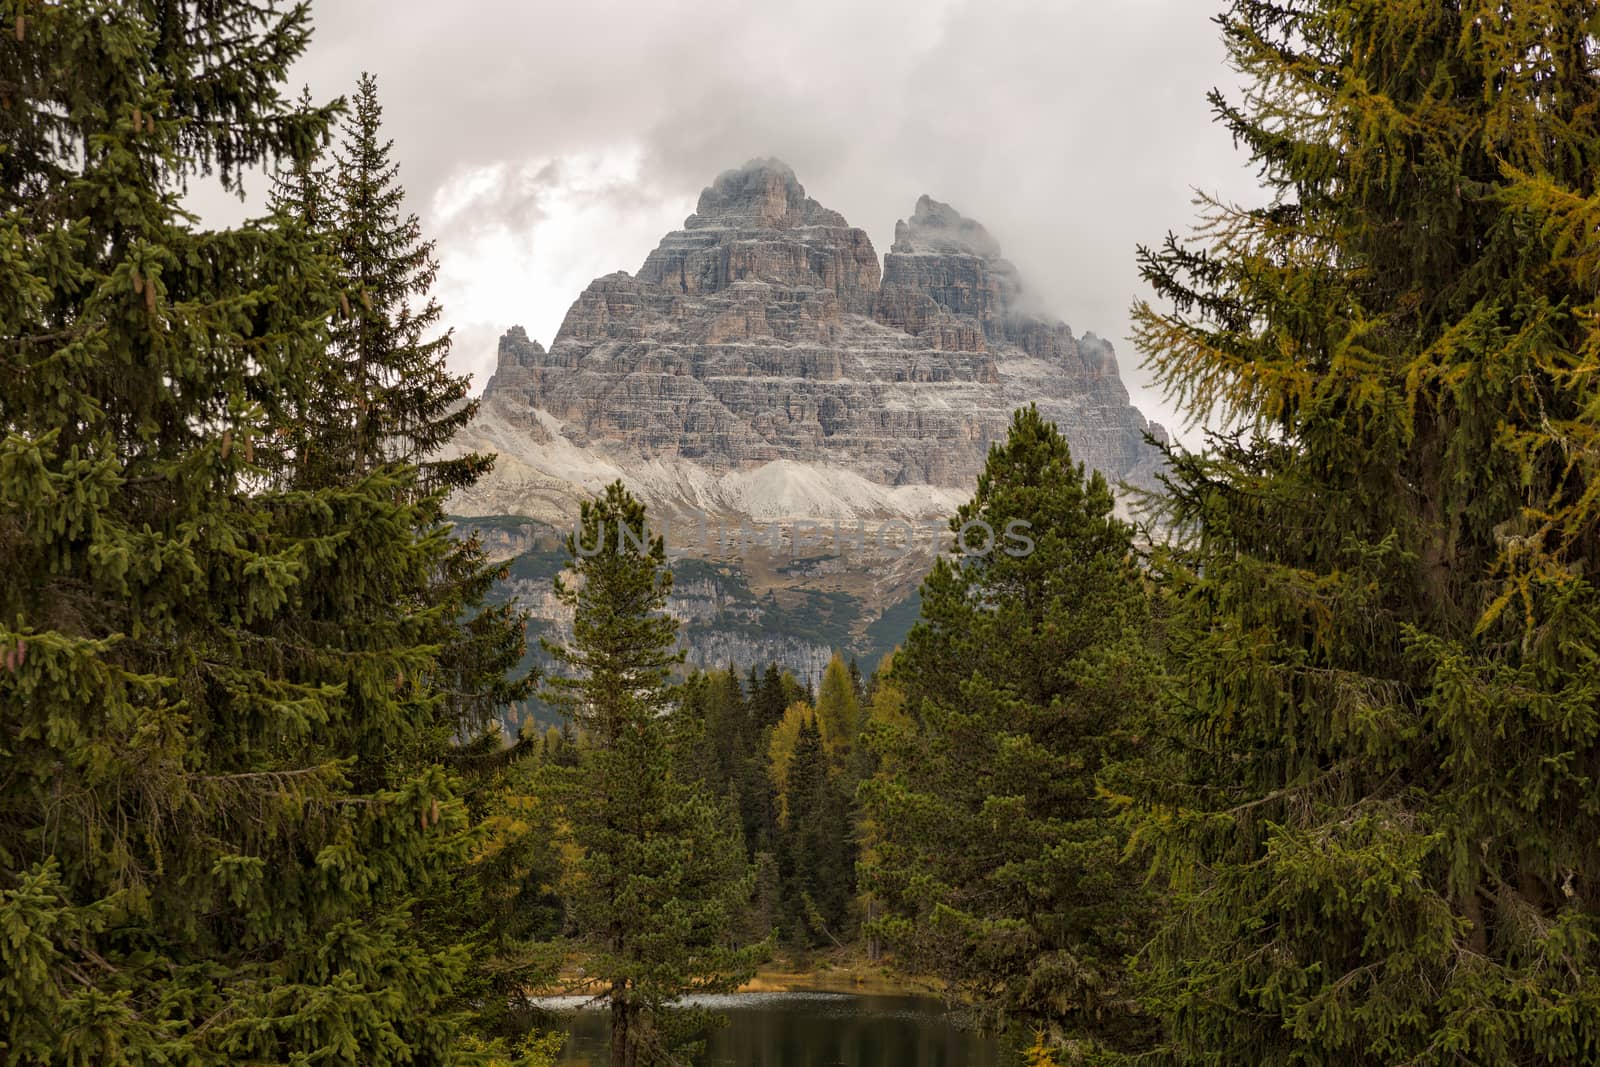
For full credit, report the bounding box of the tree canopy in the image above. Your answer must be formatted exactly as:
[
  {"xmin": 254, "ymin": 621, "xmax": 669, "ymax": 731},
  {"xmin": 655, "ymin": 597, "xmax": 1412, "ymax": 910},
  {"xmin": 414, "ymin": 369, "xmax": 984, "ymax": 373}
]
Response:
[{"xmin": 1128, "ymin": 1, "xmax": 1600, "ymax": 1062}]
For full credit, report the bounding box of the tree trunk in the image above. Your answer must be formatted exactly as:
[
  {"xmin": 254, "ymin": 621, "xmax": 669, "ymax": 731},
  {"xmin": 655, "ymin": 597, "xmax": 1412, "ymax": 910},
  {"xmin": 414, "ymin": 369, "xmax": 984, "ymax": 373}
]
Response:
[{"xmin": 610, "ymin": 983, "xmax": 630, "ymax": 1067}]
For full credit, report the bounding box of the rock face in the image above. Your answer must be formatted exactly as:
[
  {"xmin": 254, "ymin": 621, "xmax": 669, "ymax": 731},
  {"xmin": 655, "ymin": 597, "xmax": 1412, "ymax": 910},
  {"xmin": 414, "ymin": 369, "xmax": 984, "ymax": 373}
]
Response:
[
  {"xmin": 455, "ymin": 159, "xmax": 1165, "ymax": 524},
  {"xmin": 450, "ymin": 159, "xmax": 1166, "ymax": 691}
]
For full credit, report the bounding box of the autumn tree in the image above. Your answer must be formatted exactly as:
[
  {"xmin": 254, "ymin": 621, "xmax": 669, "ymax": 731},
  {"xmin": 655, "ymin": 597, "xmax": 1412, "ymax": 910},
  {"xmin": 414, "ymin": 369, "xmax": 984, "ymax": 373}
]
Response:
[
  {"xmin": 1128, "ymin": 1, "xmax": 1600, "ymax": 1062},
  {"xmin": 814, "ymin": 652, "xmax": 860, "ymax": 759}
]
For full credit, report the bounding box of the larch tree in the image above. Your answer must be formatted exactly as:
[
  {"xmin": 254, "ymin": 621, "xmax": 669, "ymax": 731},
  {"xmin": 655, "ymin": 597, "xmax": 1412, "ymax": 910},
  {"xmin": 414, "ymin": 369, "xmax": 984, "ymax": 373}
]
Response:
[
  {"xmin": 540, "ymin": 481, "xmax": 760, "ymax": 1067},
  {"xmin": 814, "ymin": 652, "xmax": 860, "ymax": 759},
  {"xmin": 767, "ymin": 698, "xmax": 816, "ymax": 825},
  {"xmin": 0, "ymin": 2, "xmax": 533, "ymax": 1063},
  {"xmin": 862, "ymin": 405, "xmax": 1162, "ymax": 1057},
  {"xmin": 1128, "ymin": 1, "xmax": 1600, "ymax": 1062}
]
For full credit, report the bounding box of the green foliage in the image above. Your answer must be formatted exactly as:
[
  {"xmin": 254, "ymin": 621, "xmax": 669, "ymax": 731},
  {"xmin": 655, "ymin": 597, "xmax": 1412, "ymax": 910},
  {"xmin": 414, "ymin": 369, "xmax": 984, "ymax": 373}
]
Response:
[
  {"xmin": 0, "ymin": 1, "xmax": 539, "ymax": 1062},
  {"xmin": 541, "ymin": 482, "xmax": 678, "ymax": 739},
  {"xmin": 863, "ymin": 406, "xmax": 1162, "ymax": 1056},
  {"xmin": 277, "ymin": 70, "xmax": 486, "ymax": 494},
  {"xmin": 538, "ymin": 482, "xmax": 761, "ymax": 1066},
  {"xmin": 777, "ymin": 716, "xmax": 857, "ymax": 948},
  {"xmin": 1128, "ymin": 2, "xmax": 1600, "ymax": 1062},
  {"xmin": 270, "ymin": 71, "xmax": 533, "ymax": 736},
  {"xmin": 678, "ymin": 668, "xmax": 774, "ymax": 860},
  {"xmin": 266, "ymin": 67, "xmax": 541, "ymax": 1054},
  {"xmin": 749, "ymin": 664, "xmax": 803, "ymax": 731}
]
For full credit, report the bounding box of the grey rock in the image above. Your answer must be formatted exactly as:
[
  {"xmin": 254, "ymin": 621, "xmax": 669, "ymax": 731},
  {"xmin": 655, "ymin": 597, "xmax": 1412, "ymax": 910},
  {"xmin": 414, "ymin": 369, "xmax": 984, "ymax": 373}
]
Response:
[{"xmin": 453, "ymin": 159, "xmax": 1165, "ymax": 524}]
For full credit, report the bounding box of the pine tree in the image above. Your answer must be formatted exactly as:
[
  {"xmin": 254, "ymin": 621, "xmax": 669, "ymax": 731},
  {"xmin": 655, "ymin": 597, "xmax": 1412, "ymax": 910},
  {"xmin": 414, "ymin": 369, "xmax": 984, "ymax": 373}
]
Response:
[
  {"xmin": 1128, "ymin": 2, "xmax": 1600, "ymax": 1062},
  {"xmin": 777, "ymin": 717, "xmax": 857, "ymax": 948},
  {"xmin": 0, "ymin": 3, "xmax": 525, "ymax": 1062},
  {"xmin": 539, "ymin": 482, "xmax": 760, "ymax": 1067},
  {"xmin": 862, "ymin": 405, "xmax": 1161, "ymax": 1054}
]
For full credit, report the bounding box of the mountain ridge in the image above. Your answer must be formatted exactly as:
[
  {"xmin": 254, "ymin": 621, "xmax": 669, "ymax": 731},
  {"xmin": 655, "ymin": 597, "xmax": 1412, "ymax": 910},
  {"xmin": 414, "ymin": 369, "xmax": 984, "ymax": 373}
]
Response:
[
  {"xmin": 448, "ymin": 158, "xmax": 1165, "ymax": 527},
  {"xmin": 447, "ymin": 158, "xmax": 1165, "ymax": 685}
]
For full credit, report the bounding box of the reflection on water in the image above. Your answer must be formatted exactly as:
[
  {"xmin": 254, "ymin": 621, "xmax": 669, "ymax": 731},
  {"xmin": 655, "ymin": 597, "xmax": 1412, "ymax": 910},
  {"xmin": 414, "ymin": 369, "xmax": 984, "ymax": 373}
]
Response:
[{"xmin": 546, "ymin": 991, "xmax": 1009, "ymax": 1066}]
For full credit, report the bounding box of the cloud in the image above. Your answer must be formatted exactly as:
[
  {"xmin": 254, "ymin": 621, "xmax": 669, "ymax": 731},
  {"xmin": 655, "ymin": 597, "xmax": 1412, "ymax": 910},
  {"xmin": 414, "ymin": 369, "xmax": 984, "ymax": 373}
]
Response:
[{"xmin": 186, "ymin": 0, "xmax": 1261, "ymax": 442}]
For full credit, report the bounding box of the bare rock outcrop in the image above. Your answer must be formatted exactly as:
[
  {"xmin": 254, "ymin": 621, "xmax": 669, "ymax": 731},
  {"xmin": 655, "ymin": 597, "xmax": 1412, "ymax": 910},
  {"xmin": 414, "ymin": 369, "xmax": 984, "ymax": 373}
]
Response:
[{"xmin": 455, "ymin": 159, "xmax": 1165, "ymax": 524}]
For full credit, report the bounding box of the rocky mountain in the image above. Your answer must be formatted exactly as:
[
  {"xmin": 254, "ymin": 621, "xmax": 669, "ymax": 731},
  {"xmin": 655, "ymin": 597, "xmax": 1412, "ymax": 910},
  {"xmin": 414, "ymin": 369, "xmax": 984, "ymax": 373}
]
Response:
[
  {"xmin": 447, "ymin": 159, "xmax": 1164, "ymax": 690},
  {"xmin": 450, "ymin": 158, "xmax": 1164, "ymax": 525}
]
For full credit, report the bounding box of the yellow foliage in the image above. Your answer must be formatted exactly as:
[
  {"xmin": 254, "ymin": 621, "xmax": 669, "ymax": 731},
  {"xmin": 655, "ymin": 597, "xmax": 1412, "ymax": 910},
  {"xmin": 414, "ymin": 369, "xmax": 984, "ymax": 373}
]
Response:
[
  {"xmin": 1021, "ymin": 1029, "xmax": 1059, "ymax": 1066},
  {"xmin": 814, "ymin": 653, "xmax": 859, "ymax": 756},
  {"xmin": 767, "ymin": 700, "xmax": 815, "ymax": 824}
]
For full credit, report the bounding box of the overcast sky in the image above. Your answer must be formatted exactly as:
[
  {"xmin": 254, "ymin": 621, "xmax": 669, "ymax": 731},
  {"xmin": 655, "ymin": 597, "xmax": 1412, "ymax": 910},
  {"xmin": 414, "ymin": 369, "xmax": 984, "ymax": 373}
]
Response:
[{"xmin": 194, "ymin": 0, "xmax": 1261, "ymax": 441}]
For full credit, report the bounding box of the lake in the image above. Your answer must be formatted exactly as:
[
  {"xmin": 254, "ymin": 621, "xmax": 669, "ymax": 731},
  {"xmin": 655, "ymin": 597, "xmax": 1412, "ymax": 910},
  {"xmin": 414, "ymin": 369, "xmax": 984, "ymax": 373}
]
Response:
[{"xmin": 542, "ymin": 991, "xmax": 1011, "ymax": 1066}]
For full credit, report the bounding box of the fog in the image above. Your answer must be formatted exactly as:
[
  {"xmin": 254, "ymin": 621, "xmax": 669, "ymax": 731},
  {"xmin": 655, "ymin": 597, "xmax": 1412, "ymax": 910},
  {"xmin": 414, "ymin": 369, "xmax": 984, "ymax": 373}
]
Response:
[{"xmin": 190, "ymin": 0, "xmax": 1263, "ymax": 441}]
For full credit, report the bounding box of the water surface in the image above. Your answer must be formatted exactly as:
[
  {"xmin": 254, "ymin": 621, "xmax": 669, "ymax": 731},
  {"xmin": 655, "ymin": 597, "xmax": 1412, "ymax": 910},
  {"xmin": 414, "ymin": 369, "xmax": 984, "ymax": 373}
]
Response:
[{"xmin": 545, "ymin": 991, "xmax": 1008, "ymax": 1066}]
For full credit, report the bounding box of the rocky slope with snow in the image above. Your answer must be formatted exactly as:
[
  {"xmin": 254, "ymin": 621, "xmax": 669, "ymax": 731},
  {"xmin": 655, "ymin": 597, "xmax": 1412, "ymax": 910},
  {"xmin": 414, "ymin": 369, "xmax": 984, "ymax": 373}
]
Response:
[
  {"xmin": 448, "ymin": 159, "xmax": 1165, "ymax": 685},
  {"xmin": 449, "ymin": 159, "xmax": 1164, "ymax": 526}
]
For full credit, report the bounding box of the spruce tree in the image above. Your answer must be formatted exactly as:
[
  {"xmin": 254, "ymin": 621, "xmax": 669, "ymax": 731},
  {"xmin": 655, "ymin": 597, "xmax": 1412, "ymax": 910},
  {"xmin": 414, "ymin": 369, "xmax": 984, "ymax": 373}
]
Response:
[
  {"xmin": 752, "ymin": 664, "xmax": 792, "ymax": 730},
  {"xmin": 0, "ymin": 3, "xmax": 524, "ymax": 1063},
  {"xmin": 322, "ymin": 71, "xmax": 483, "ymax": 492},
  {"xmin": 1129, "ymin": 2, "xmax": 1600, "ymax": 1062},
  {"xmin": 679, "ymin": 668, "xmax": 773, "ymax": 858},
  {"xmin": 271, "ymin": 70, "xmax": 528, "ymax": 738},
  {"xmin": 265, "ymin": 70, "xmax": 541, "ymax": 1045},
  {"xmin": 540, "ymin": 482, "xmax": 759, "ymax": 1067},
  {"xmin": 777, "ymin": 718, "xmax": 857, "ymax": 949},
  {"xmin": 862, "ymin": 405, "xmax": 1161, "ymax": 1055}
]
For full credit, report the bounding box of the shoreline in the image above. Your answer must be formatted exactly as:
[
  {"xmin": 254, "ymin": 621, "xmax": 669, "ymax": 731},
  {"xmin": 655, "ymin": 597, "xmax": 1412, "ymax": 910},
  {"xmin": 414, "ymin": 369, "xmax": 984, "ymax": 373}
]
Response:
[
  {"xmin": 736, "ymin": 953, "xmax": 942, "ymax": 998},
  {"xmin": 546, "ymin": 952, "xmax": 942, "ymax": 1001}
]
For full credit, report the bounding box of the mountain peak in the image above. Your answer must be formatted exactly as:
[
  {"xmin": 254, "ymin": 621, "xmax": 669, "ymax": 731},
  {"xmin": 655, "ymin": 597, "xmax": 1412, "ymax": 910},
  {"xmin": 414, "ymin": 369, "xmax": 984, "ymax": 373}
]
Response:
[
  {"xmin": 685, "ymin": 157, "xmax": 848, "ymax": 230},
  {"xmin": 463, "ymin": 157, "xmax": 1165, "ymax": 529},
  {"xmin": 891, "ymin": 195, "xmax": 1003, "ymax": 259}
]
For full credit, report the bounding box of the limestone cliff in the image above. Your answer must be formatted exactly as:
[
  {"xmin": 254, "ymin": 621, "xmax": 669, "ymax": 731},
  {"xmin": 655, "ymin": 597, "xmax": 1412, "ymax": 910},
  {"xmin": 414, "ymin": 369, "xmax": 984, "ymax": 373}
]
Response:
[
  {"xmin": 451, "ymin": 159, "xmax": 1165, "ymax": 525},
  {"xmin": 448, "ymin": 159, "xmax": 1165, "ymax": 686}
]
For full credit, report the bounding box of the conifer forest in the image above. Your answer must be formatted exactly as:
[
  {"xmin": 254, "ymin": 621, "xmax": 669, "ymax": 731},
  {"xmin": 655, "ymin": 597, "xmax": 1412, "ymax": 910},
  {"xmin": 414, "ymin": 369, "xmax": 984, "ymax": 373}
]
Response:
[{"xmin": 5, "ymin": 2, "xmax": 1600, "ymax": 1064}]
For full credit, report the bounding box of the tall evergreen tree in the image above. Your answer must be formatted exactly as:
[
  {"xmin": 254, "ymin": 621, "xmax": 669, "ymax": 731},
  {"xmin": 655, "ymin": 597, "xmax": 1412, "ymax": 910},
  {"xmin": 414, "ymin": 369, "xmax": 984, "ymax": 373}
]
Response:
[
  {"xmin": 1129, "ymin": 2, "xmax": 1600, "ymax": 1062},
  {"xmin": 270, "ymin": 70, "xmax": 528, "ymax": 736},
  {"xmin": 751, "ymin": 664, "xmax": 792, "ymax": 730},
  {"xmin": 322, "ymin": 71, "xmax": 484, "ymax": 492},
  {"xmin": 0, "ymin": 3, "xmax": 535, "ymax": 1062},
  {"xmin": 776, "ymin": 717, "xmax": 857, "ymax": 949},
  {"xmin": 863, "ymin": 405, "xmax": 1161, "ymax": 1056},
  {"xmin": 265, "ymin": 70, "xmax": 542, "ymax": 1045},
  {"xmin": 679, "ymin": 668, "xmax": 774, "ymax": 858},
  {"xmin": 540, "ymin": 482, "xmax": 759, "ymax": 1067}
]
